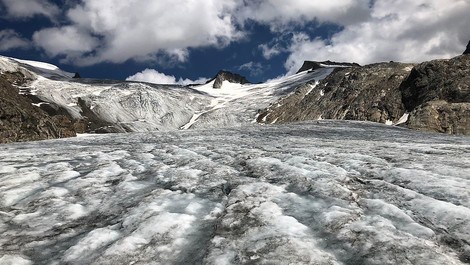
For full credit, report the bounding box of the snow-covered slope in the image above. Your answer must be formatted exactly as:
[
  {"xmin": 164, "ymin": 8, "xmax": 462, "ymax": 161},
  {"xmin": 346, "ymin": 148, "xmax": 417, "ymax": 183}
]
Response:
[
  {"xmin": 1, "ymin": 120, "xmax": 469, "ymax": 264},
  {"xmin": 0, "ymin": 56, "xmax": 213, "ymax": 132},
  {"xmin": 0, "ymin": 55, "xmax": 333, "ymax": 133},
  {"xmin": 187, "ymin": 69, "xmax": 333, "ymax": 129},
  {"xmin": 12, "ymin": 58, "xmax": 74, "ymax": 78}
]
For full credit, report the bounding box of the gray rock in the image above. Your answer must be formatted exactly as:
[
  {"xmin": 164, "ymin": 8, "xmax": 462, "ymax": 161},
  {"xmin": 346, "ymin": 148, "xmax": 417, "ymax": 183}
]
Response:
[
  {"xmin": 212, "ymin": 70, "xmax": 250, "ymax": 89},
  {"xmin": 0, "ymin": 77, "xmax": 76, "ymax": 143},
  {"xmin": 464, "ymin": 40, "xmax": 470, "ymax": 55},
  {"xmin": 406, "ymin": 100, "xmax": 470, "ymax": 135},
  {"xmin": 400, "ymin": 55, "xmax": 470, "ymax": 135},
  {"xmin": 296, "ymin": 60, "xmax": 360, "ymax": 73},
  {"xmin": 258, "ymin": 62, "xmax": 413, "ymax": 125},
  {"xmin": 400, "ymin": 55, "xmax": 470, "ymax": 111}
]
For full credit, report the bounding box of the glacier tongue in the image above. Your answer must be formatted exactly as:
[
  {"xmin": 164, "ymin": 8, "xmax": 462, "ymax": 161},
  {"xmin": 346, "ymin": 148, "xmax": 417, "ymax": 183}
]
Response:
[{"xmin": 1, "ymin": 120, "xmax": 469, "ymax": 264}]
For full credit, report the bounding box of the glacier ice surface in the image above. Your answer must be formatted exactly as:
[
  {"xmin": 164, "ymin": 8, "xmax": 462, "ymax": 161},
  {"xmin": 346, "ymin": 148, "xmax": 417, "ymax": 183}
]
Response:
[{"xmin": 1, "ymin": 120, "xmax": 470, "ymax": 264}]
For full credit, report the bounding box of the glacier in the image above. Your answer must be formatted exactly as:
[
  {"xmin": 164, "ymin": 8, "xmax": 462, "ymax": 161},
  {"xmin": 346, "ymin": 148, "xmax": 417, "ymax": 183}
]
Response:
[
  {"xmin": 1, "ymin": 121, "xmax": 470, "ymax": 264},
  {"xmin": 0, "ymin": 56, "xmax": 331, "ymax": 133}
]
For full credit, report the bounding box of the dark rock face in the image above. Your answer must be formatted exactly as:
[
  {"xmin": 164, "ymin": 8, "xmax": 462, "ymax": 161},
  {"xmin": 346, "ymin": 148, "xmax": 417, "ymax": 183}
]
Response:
[
  {"xmin": 258, "ymin": 62, "xmax": 414, "ymax": 125},
  {"xmin": 406, "ymin": 100, "xmax": 470, "ymax": 134},
  {"xmin": 0, "ymin": 77, "xmax": 75, "ymax": 143},
  {"xmin": 212, "ymin": 71, "xmax": 250, "ymax": 89},
  {"xmin": 260, "ymin": 55, "xmax": 470, "ymax": 135},
  {"xmin": 400, "ymin": 55, "xmax": 470, "ymax": 134},
  {"xmin": 296, "ymin": 60, "xmax": 361, "ymax": 73},
  {"xmin": 400, "ymin": 56, "xmax": 470, "ymax": 111},
  {"xmin": 464, "ymin": 41, "xmax": 470, "ymax": 55}
]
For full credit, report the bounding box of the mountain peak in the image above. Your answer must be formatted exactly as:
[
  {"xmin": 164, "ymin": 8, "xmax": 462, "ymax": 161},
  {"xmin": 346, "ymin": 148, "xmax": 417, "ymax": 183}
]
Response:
[
  {"xmin": 464, "ymin": 40, "xmax": 470, "ymax": 55},
  {"xmin": 212, "ymin": 70, "xmax": 250, "ymax": 89},
  {"xmin": 296, "ymin": 60, "xmax": 360, "ymax": 74}
]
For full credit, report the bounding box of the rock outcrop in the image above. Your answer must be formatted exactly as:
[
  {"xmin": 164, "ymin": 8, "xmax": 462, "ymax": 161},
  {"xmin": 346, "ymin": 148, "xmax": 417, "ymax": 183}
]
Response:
[
  {"xmin": 464, "ymin": 40, "xmax": 470, "ymax": 55},
  {"xmin": 400, "ymin": 55, "xmax": 470, "ymax": 134},
  {"xmin": 296, "ymin": 60, "xmax": 360, "ymax": 73},
  {"xmin": 258, "ymin": 62, "xmax": 414, "ymax": 125},
  {"xmin": 212, "ymin": 70, "xmax": 250, "ymax": 89},
  {"xmin": 406, "ymin": 100, "xmax": 470, "ymax": 134},
  {"xmin": 259, "ymin": 53, "xmax": 470, "ymax": 135},
  {"xmin": 0, "ymin": 77, "xmax": 75, "ymax": 143}
]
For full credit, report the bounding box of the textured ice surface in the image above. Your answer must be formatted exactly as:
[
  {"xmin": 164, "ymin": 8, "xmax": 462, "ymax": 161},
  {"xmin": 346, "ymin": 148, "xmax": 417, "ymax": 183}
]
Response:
[{"xmin": 1, "ymin": 120, "xmax": 470, "ymax": 264}]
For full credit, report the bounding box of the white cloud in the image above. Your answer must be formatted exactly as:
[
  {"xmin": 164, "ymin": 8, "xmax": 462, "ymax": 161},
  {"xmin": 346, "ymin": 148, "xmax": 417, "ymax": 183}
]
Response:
[
  {"xmin": 22, "ymin": 0, "xmax": 470, "ymax": 76},
  {"xmin": 282, "ymin": 0, "xmax": 470, "ymax": 74},
  {"xmin": 126, "ymin": 69, "xmax": 208, "ymax": 85},
  {"xmin": 259, "ymin": 43, "xmax": 283, "ymax": 60},
  {"xmin": 0, "ymin": 0, "xmax": 59, "ymax": 19},
  {"xmin": 33, "ymin": 0, "xmax": 243, "ymax": 66},
  {"xmin": 0, "ymin": 29, "xmax": 30, "ymax": 51},
  {"xmin": 238, "ymin": 61, "xmax": 265, "ymax": 76},
  {"xmin": 32, "ymin": 26, "xmax": 99, "ymax": 57},
  {"xmin": 237, "ymin": 0, "xmax": 371, "ymax": 31}
]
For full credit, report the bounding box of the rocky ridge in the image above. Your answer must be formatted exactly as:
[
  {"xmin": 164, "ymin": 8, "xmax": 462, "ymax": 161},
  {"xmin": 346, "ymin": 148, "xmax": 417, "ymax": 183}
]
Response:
[
  {"xmin": 258, "ymin": 52, "xmax": 470, "ymax": 135},
  {"xmin": 464, "ymin": 40, "xmax": 470, "ymax": 55},
  {"xmin": 258, "ymin": 62, "xmax": 413, "ymax": 125},
  {"xmin": 401, "ymin": 55, "xmax": 470, "ymax": 134},
  {"xmin": 296, "ymin": 60, "xmax": 360, "ymax": 74},
  {"xmin": 0, "ymin": 77, "xmax": 74, "ymax": 143},
  {"xmin": 211, "ymin": 70, "xmax": 250, "ymax": 88}
]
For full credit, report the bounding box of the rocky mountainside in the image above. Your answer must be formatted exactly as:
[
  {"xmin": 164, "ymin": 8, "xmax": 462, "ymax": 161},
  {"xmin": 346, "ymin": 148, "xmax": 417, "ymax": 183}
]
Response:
[
  {"xmin": 258, "ymin": 47, "xmax": 470, "ymax": 135},
  {"xmin": 401, "ymin": 55, "xmax": 470, "ymax": 134},
  {"xmin": 211, "ymin": 70, "xmax": 250, "ymax": 88},
  {"xmin": 464, "ymin": 40, "xmax": 470, "ymax": 55},
  {"xmin": 0, "ymin": 77, "xmax": 74, "ymax": 143},
  {"xmin": 296, "ymin": 60, "xmax": 360, "ymax": 73},
  {"xmin": 258, "ymin": 62, "xmax": 414, "ymax": 125}
]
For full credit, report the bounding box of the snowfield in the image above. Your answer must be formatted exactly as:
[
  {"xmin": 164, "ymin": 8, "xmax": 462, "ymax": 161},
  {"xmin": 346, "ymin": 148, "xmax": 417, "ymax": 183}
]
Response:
[{"xmin": 1, "ymin": 121, "xmax": 470, "ymax": 264}]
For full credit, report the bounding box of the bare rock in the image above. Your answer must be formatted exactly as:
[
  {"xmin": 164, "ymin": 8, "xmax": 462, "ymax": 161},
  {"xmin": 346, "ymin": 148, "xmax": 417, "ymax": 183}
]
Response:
[
  {"xmin": 0, "ymin": 77, "xmax": 75, "ymax": 143},
  {"xmin": 296, "ymin": 60, "xmax": 360, "ymax": 73},
  {"xmin": 464, "ymin": 40, "xmax": 470, "ymax": 55},
  {"xmin": 407, "ymin": 100, "xmax": 470, "ymax": 135},
  {"xmin": 400, "ymin": 55, "xmax": 470, "ymax": 135},
  {"xmin": 212, "ymin": 71, "xmax": 250, "ymax": 89},
  {"xmin": 400, "ymin": 55, "xmax": 470, "ymax": 111},
  {"xmin": 258, "ymin": 62, "xmax": 414, "ymax": 125}
]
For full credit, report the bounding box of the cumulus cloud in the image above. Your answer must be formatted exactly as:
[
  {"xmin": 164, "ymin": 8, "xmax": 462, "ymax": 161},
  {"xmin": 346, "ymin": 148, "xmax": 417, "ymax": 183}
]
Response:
[
  {"xmin": 33, "ymin": 0, "xmax": 243, "ymax": 66},
  {"xmin": 0, "ymin": 29, "xmax": 30, "ymax": 51},
  {"xmin": 126, "ymin": 69, "xmax": 208, "ymax": 85},
  {"xmin": 32, "ymin": 26, "xmax": 99, "ymax": 57},
  {"xmin": 21, "ymin": 0, "xmax": 470, "ymax": 76},
  {"xmin": 280, "ymin": 0, "xmax": 470, "ymax": 73},
  {"xmin": 0, "ymin": 0, "xmax": 59, "ymax": 19}
]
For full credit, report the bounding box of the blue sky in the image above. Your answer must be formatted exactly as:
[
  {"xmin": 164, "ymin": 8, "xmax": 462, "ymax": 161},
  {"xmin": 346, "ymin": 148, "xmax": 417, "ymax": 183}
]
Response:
[{"xmin": 1, "ymin": 0, "xmax": 469, "ymax": 84}]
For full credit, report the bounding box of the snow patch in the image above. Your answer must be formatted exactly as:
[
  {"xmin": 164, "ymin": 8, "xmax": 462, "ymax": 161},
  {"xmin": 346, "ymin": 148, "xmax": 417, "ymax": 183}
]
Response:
[{"xmin": 394, "ymin": 113, "xmax": 409, "ymax": 125}]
